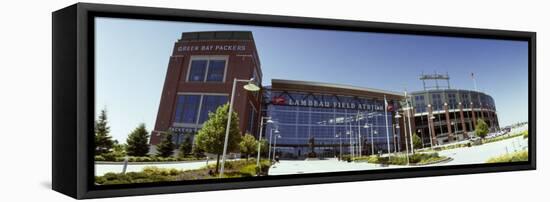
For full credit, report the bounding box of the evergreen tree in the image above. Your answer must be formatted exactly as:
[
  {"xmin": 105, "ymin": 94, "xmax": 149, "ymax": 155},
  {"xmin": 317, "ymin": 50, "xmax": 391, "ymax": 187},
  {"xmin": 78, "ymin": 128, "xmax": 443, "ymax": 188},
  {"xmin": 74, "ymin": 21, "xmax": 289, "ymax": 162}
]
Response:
[
  {"xmin": 194, "ymin": 103, "xmax": 241, "ymax": 173},
  {"xmin": 475, "ymin": 119, "xmax": 489, "ymax": 139},
  {"xmin": 95, "ymin": 108, "xmax": 114, "ymax": 155},
  {"xmin": 239, "ymin": 133, "xmax": 257, "ymax": 160},
  {"xmin": 156, "ymin": 131, "xmax": 175, "ymax": 157},
  {"xmin": 126, "ymin": 123, "xmax": 150, "ymax": 157},
  {"xmin": 178, "ymin": 132, "xmax": 193, "ymax": 158}
]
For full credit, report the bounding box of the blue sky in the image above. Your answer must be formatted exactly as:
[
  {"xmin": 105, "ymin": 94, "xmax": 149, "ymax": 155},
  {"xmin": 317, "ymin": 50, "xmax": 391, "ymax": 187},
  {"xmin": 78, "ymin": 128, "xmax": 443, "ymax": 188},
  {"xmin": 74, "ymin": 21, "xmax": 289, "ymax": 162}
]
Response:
[{"xmin": 95, "ymin": 17, "xmax": 528, "ymax": 143}]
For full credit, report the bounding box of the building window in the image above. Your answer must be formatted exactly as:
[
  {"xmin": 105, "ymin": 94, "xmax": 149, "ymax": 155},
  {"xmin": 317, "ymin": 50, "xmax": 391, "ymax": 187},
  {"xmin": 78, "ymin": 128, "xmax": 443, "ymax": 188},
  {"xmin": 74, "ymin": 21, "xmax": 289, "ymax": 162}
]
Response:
[
  {"xmin": 414, "ymin": 95, "xmax": 425, "ymax": 113},
  {"xmin": 174, "ymin": 95, "xmax": 201, "ymax": 124},
  {"xmin": 448, "ymin": 93, "xmax": 457, "ymax": 109},
  {"xmin": 432, "ymin": 94, "xmax": 442, "ymax": 110},
  {"xmin": 187, "ymin": 56, "xmax": 227, "ymax": 82},
  {"xmin": 247, "ymin": 102, "xmax": 257, "ymax": 134},
  {"xmin": 188, "ymin": 60, "xmax": 207, "ymax": 82},
  {"xmin": 198, "ymin": 95, "xmax": 228, "ymax": 123},
  {"xmin": 174, "ymin": 94, "xmax": 228, "ymax": 124},
  {"xmin": 206, "ymin": 60, "xmax": 226, "ymax": 81}
]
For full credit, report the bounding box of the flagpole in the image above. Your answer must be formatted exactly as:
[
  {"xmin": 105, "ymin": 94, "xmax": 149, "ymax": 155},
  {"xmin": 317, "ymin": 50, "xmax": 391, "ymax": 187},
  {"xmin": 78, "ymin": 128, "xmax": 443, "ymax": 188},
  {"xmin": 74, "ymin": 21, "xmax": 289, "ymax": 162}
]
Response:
[{"xmin": 384, "ymin": 95, "xmax": 391, "ymax": 156}]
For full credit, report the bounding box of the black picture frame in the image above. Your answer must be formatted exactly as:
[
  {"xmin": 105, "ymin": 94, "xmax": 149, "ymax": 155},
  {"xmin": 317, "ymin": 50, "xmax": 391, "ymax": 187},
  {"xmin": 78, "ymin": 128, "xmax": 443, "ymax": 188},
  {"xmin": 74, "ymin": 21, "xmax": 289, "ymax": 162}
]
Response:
[{"xmin": 52, "ymin": 3, "xmax": 536, "ymax": 199}]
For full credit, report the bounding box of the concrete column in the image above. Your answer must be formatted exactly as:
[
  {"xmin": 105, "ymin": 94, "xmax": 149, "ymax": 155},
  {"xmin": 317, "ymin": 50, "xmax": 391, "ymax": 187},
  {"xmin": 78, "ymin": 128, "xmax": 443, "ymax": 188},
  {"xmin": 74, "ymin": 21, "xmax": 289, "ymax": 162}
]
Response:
[
  {"xmin": 459, "ymin": 102, "xmax": 468, "ymax": 139},
  {"xmin": 428, "ymin": 104, "xmax": 437, "ymax": 146},
  {"xmin": 471, "ymin": 102, "xmax": 477, "ymax": 129},
  {"xmin": 444, "ymin": 103, "xmax": 453, "ymax": 142}
]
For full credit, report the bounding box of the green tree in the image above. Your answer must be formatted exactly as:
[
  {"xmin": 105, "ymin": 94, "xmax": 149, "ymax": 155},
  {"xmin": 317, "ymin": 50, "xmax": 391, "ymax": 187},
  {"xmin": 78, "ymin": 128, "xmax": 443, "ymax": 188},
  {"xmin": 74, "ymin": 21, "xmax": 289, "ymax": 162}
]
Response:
[
  {"xmin": 412, "ymin": 133, "xmax": 422, "ymax": 149},
  {"xmin": 126, "ymin": 123, "xmax": 150, "ymax": 157},
  {"xmin": 194, "ymin": 103, "xmax": 241, "ymax": 173},
  {"xmin": 178, "ymin": 132, "xmax": 193, "ymax": 158},
  {"xmin": 475, "ymin": 119, "xmax": 489, "ymax": 139},
  {"xmin": 111, "ymin": 141, "xmax": 127, "ymax": 158},
  {"xmin": 239, "ymin": 133, "xmax": 257, "ymax": 160},
  {"xmin": 95, "ymin": 108, "xmax": 114, "ymax": 155},
  {"xmin": 156, "ymin": 131, "xmax": 175, "ymax": 157}
]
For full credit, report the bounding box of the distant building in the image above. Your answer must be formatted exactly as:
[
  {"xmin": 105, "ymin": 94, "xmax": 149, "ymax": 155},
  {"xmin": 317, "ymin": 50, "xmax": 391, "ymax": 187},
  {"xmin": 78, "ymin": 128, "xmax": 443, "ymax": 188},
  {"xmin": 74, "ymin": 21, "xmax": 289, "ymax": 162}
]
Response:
[
  {"xmin": 409, "ymin": 73, "xmax": 499, "ymax": 146},
  {"xmin": 262, "ymin": 79, "xmax": 404, "ymax": 159}
]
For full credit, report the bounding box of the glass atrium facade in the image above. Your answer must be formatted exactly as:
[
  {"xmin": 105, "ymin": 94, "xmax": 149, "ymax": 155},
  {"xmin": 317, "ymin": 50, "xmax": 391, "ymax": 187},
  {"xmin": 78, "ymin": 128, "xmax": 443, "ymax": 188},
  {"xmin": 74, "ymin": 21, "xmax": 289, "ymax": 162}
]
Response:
[{"xmin": 264, "ymin": 89, "xmax": 400, "ymax": 159}]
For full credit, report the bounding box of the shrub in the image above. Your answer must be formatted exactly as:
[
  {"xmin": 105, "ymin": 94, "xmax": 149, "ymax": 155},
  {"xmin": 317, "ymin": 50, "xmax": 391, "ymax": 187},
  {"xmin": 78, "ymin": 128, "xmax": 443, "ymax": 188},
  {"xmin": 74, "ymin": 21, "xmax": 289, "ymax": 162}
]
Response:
[
  {"xmin": 353, "ymin": 153, "xmax": 444, "ymax": 165},
  {"xmin": 101, "ymin": 152, "xmax": 117, "ymax": 161},
  {"xmin": 487, "ymin": 150, "xmax": 528, "ymax": 163},
  {"xmin": 94, "ymin": 155, "xmax": 105, "ymax": 161}
]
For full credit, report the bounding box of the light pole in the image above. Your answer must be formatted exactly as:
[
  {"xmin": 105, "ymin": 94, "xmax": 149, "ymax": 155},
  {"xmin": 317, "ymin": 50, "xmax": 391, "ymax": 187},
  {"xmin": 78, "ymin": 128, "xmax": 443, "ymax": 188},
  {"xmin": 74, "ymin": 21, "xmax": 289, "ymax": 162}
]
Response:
[
  {"xmin": 268, "ymin": 127, "xmax": 279, "ymax": 162},
  {"xmin": 219, "ymin": 78, "xmax": 260, "ymax": 178},
  {"xmin": 335, "ymin": 133, "xmax": 342, "ymax": 161},
  {"xmin": 272, "ymin": 134, "xmax": 281, "ymax": 162},
  {"xmin": 405, "ymin": 91, "xmax": 415, "ymax": 154},
  {"xmin": 256, "ymin": 117, "xmax": 273, "ymax": 169},
  {"xmin": 346, "ymin": 130, "xmax": 354, "ymax": 159},
  {"xmin": 364, "ymin": 123, "xmax": 375, "ymax": 155},
  {"xmin": 394, "ymin": 124, "xmax": 400, "ymax": 152},
  {"xmin": 427, "ymin": 108, "xmax": 435, "ymax": 148},
  {"xmin": 396, "ymin": 112, "xmax": 410, "ymax": 165}
]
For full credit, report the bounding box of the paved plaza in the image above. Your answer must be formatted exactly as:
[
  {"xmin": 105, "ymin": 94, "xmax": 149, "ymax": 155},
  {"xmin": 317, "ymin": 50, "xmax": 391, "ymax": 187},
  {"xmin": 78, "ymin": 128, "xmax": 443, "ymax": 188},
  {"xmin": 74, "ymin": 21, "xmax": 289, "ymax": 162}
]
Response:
[{"xmin": 268, "ymin": 134, "xmax": 527, "ymax": 175}]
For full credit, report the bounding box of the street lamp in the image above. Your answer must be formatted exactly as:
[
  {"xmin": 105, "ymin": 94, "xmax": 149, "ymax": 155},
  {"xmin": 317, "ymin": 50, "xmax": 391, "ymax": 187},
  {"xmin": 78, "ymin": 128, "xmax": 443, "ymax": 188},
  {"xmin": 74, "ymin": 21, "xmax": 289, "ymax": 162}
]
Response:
[
  {"xmin": 452, "ymin": 121, "xmax": 458, "ymax": 142},
  {"xmin": 364, "ymin": 123, "xmax": 374, "ymax": 155},
  {"xmin": 394, "ymin": 113, "xmax": 405, "ymax": 151},
  {"xmin": 272, "ymin": 134, "xmax": 282, "ymax": 162},
  {"xmin": 428, "ymin": 112, "xmax": 435, "ymax": 148},
  {"xmin": 396, "ymin": 111, "xmax": 410, "ymax": 165},
  {"xmin": 219, "ymin": 78, "xmax": 260, "ymax": 178},
  {"xmin": 335, "ymin": 133, "xmax": 342, "ymax": 161},
  {"xmin": 346, "ymin": 130, "xmax": 354, "ymax": 159},
  {"xmin": 394, "ymin": 123, "xmax": 400, "ymax": 152},
  {"xmin": 256, "ymin": 117, "xmax": 273, "ymax": 170},
  {"xmin": 268, "ymin": 127, "xmax": 279, "ymax": 162}
]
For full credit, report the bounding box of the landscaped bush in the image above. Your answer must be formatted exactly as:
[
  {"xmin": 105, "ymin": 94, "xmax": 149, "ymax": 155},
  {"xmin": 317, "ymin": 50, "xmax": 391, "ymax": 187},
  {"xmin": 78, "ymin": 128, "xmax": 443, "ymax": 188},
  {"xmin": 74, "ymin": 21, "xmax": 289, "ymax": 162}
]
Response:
[
  {"xmin": 95, "ymin": 159, "xmax": 272, "ymax": 185},
  {"xmin": 523, "ymin": 131, "xmax": 529, "ymax": 139},
  {"xmin": 486, "ymin": 150, "xmax": 528, "ymax": 163},
  {"xmin": 94, "ymin": 155, "xmax": 105, "ymax": 161},
  {"xmin": 95, "ymin": 155, "xmax": 205, "ymax": 162},
  {"xmin": 483, "ymin": 130, "xmax": 527, "ymax": 144},
  {"xmin": 353, "ymin": 153, "xmax": 446, "ymax": 165},
  {"xmin": 95, "ymin": 168, "xmax": 180, "ymax": 185}
]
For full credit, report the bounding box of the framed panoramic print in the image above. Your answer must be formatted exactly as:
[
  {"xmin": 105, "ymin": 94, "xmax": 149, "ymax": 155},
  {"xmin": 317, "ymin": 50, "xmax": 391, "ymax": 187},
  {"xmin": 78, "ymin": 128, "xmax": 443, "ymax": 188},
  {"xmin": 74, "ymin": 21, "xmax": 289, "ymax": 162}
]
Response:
[{"xmin": 52, "ymin": 3, "xmax": 536, "ymax": 199}]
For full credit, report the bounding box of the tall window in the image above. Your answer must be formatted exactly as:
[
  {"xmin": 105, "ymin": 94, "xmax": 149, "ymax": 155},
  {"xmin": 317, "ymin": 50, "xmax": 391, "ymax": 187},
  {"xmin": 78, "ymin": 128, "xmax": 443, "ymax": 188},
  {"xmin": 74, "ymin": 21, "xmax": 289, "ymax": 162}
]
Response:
[
  {"xmin": 187, "ymin": 57, "xmax": 227, "ymax": 82},
  {"xmin": 188, "ymin": 60, "xmax": 207, "ymax": 82},
  {"xmin": 432, "ymin": 94, "xmax": 442, "ymax": 110},
  {"xmin": 174, "ymin": 95, "xmax": 201, "ymax": 123},
  {"xmin": 414, "ymin": 95, "xmax": 425, "ymax": 113},
  {"xmin": 448, "ymin": 93, "xmax": 457, "ymax": 109},
  {"xmin": 198, "ymin": 95, "xmax": 228, "ymax": 123},
  {"xmin": 174, "ymin": 94, "xmax": 228, "ymax": 125},
  {"xmin": 206, "ymin": 60, "xmax": 226, "ymax": 81},
  {"xmin": 247, "ymin": 103, "xmax": 257, "ymax": 134}
]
